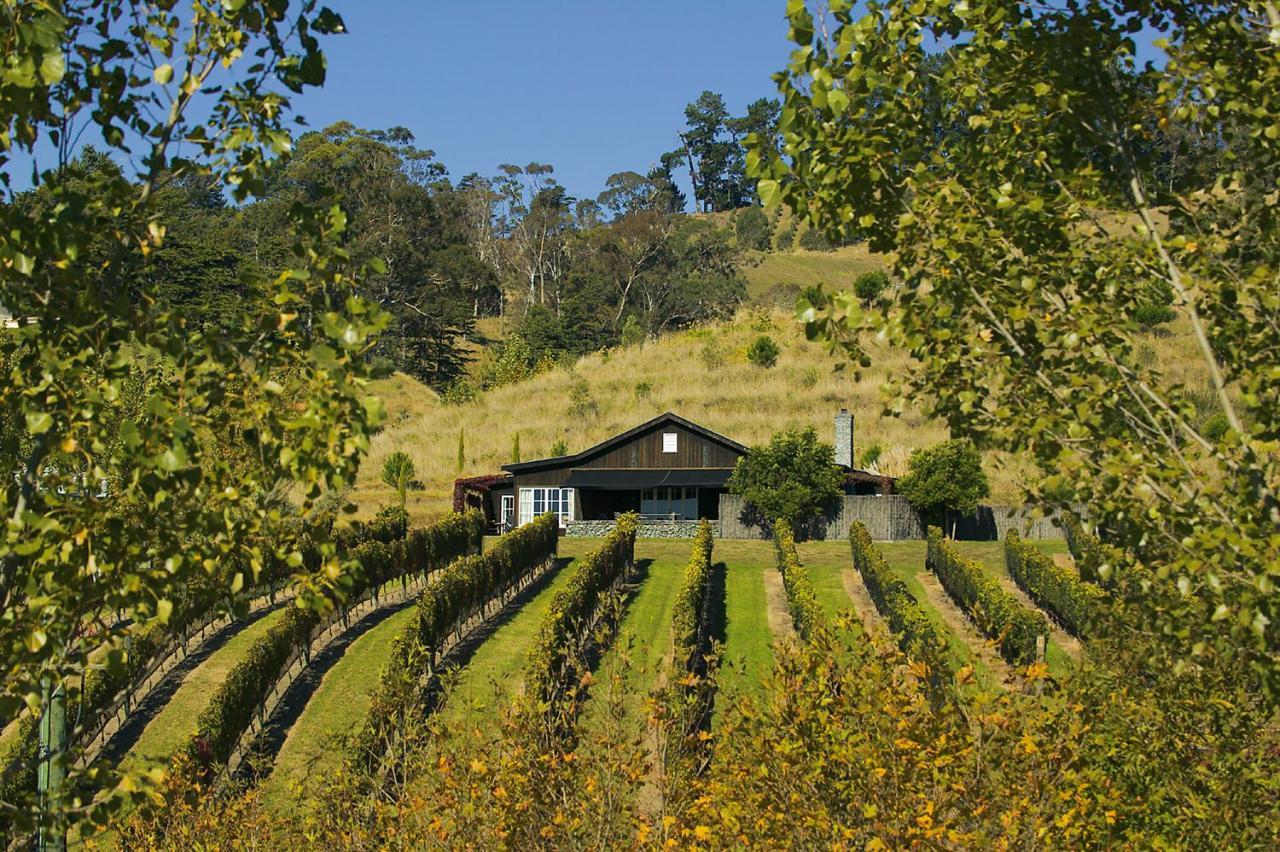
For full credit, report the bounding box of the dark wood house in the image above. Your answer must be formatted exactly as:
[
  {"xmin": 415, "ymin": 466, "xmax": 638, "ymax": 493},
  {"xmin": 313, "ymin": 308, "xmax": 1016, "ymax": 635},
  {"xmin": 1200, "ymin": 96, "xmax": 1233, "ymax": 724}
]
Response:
[{"xmin": 454, "ymin": 410, "xmax": 894, "ymax": 533}]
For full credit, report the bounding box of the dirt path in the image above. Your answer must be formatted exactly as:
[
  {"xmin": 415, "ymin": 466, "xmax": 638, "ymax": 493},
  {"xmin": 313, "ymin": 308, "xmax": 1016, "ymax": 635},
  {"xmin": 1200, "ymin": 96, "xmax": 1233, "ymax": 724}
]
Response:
[
  {"xmin": 840, "ymin": 569, "xmax": 888, "ymax": 638},
  {"xmin": 915, "ymin": 572, "xmax": 1016, "ymax": 688},
  {"xmin": 990, "ymin": 574, "xmax": 1084, "ymax": 659},
  {"xmin": 762, "ymin": 569, "xmax": 797, "ymax": 645}
]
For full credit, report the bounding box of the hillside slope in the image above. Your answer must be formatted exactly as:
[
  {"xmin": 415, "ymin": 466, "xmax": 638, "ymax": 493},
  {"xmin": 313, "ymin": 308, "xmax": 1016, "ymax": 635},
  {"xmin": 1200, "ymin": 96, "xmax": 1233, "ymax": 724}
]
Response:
[{"xmin": 358, "ymin": 308, "xmax": 1021, "ymax": 520}]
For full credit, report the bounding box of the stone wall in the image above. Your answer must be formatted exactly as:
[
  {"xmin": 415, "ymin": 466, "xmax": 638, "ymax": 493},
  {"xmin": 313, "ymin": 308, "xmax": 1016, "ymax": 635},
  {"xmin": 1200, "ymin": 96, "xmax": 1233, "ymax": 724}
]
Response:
[
  {"xmin": 717, "ymin": 494, "xmax": 1063, "ymax": 541},
  {"xmin": 566, "ymin": 519, "xmax": 710, "ymax": 539}
]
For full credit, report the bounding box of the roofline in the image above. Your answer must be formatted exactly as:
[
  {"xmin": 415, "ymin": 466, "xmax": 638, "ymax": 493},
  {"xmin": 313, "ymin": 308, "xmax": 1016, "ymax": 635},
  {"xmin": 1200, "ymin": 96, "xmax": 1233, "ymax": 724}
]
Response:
[{"xmin": 502, "ymin": 412, "xmax": 748, "ymax": 473}]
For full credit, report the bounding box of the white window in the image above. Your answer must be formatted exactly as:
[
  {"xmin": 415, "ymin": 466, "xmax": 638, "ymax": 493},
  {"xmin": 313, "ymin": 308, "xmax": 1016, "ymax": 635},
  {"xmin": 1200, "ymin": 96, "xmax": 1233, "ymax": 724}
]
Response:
[
  {"xmin": 662, "ymin": 432, "xmax": 678, "ymax": 453},
  {"xmin": 518, "ymin": 487, "xmax": 575, "ymax": 527}
]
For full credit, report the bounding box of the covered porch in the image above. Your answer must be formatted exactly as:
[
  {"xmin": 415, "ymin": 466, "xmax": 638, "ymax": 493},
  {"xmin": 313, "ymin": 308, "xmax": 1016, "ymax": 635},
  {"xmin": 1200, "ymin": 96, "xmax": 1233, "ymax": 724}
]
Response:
[{"xmin": 563, "ymin": 468, "xmax": 732, "ymax": 522}]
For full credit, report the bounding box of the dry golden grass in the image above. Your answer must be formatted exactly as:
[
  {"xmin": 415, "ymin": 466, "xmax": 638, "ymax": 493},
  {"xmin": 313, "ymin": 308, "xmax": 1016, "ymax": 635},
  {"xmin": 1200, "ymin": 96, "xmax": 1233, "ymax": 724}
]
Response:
[
  {"xmin": 742, "ymin": 244, "xmax": 886, "ymax": 304},
  {"xmin": 353, "ymin": 308, "xmax": 1053, "ymax": 522}
]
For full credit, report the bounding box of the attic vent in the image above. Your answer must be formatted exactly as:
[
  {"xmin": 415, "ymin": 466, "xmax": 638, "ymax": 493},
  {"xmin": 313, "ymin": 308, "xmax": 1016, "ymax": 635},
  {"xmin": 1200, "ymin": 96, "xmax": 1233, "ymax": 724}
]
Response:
[{"xmin": 662, "ymin": 432, "xmax": 678, "ymax": 453}]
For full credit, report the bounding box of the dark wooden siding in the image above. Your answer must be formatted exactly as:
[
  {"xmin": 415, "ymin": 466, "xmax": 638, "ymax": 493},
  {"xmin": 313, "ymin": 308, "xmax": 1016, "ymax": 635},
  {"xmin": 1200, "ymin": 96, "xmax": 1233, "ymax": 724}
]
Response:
[{"xmin": 577, "ymin": 423, "xmax": 741, "ymax": 469}]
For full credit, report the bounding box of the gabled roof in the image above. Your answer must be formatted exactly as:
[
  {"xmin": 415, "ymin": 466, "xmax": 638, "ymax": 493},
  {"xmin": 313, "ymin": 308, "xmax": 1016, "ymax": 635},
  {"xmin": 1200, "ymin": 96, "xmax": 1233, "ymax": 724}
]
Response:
[{"xmin": 502, "ymin": 412, "xmax": 748, "ymax": 473}]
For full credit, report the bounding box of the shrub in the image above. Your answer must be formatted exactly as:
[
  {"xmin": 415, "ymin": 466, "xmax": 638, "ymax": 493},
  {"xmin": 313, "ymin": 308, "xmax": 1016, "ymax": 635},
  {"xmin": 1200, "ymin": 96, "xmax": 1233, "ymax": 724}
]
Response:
[
  {"xmin": 775, "ymin": 223, "xmax": 797, "ymax": 251},
  {"xmin": 620, "ymin": 315, "xmax": 646, "ymax": 349},
  {"xmin": 671, "ymin": 520, "xmax": 715, "ymax": 675},
  {"xmin": 850, "ymin": 522, "xmax": 949, "ymax": 674},
  {"xmin": 798, "ymin": 227, "xmax": 834, "ymax": 251},
  {"xmin": 926, "ymin": 527, "xmax": 1048, "ymax": 665},
  {"xmin": 183, "ymin": 511, "xmax": 483, "ymax": 773},
  {"xmin": 381, "ymin": 451, "xmax": 415, "ymax": 506},
  {"xmin": 1005, "ymin": 531, "xmax": 1107, "ymax": 638},
  {"xmin": 799, "ymin": 366, "xmax": 820, "ymax": 389},
  {"xmin": 568, "ymin": 378, "xmax": 597, "ymax": 418},
  {"xmin": 699, "ymin": 338, "xmax": 724, "ymax": 370},
  {"xmin": 734, "ymin": 205, "xmax": 773, "ymax": 251},
  {"xmin": 773, "ymin": 519, "xmax": 826, "ymax": 641},
  {"xmin": 728, "ymin": 427, "xmax": 844, "ymax": 528},
  {"xmin": 1201, "ymin": 412, "xmax": 1229, "ymax": 442},
  {"xmin": 1133, "ymin": 301, "xmax": 1176, "ymax": 329},
  {"xmin": 1061, "ymin": 514, "xmax": 1112, "ymax": 586},
  {"xmin": 898, "ymin": 440, "xmax": 990, "ymax": 533},
  {"xmin": 523, "ymin": 514, "xmax": 638, "ymax": 728},
  {"xmin": 549, "ymin": 438, "xmax": 568, "ymax": 457},
  {"xmin": 356, "ymin": 514, "xmax": 559, "ymax": 768},
  {"xmin": 746, "ymin": 334, "xmax": 780, "ymax": 368},
  {"xmin": 859, "ymin": 442, "xmax": 883, "ymax": 469},
  {"xmin": 853, "ymin": 269, "xmax": 889, "ymax": 304},
  {"xmin": 634, "ymin": 380, "xmax": 652, "ymax": 401},
  {"xmin": 511, "ymin": 433, "xmax": 521, "ymax": 463}
]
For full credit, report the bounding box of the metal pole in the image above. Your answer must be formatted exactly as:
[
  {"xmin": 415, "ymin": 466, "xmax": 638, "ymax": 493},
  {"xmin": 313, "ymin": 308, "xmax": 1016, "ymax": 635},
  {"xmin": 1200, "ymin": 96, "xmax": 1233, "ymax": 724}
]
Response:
[{"xmin": 37, "ymin": 676, "xmax": 67, "ymax": 852}]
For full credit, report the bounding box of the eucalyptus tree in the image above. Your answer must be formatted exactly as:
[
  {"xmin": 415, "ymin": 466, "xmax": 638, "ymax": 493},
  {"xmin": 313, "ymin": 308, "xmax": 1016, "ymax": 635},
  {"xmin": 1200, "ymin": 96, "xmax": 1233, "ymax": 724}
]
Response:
[
  {"xmin": 755, "ymin": 0, "xmax": 1280, "ymax": 694},
  {"xmin": 0, "ymin": 0, "xmax": 385, "ymax": 834}
]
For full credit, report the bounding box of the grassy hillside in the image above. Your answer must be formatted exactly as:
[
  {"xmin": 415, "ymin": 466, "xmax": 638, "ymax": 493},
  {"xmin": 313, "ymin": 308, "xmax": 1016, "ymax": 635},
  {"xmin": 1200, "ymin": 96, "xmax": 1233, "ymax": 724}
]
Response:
[{"xmin": 742, "ymin": 244, "xmax": 885, "ymax": 305}]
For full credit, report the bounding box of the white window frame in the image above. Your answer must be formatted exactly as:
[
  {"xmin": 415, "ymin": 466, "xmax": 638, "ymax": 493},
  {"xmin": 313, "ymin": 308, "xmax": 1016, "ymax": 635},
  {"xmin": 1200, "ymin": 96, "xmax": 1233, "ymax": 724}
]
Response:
[
  {"xmin": 518, "ymin": 487, "xmax": 574, "ymax": 527},
  {"xmin": 662, "ymin": 432, "xmax": 678, "ymax": 453},
  {"xmin": 500, "ymin": 494, "xmax": 515, "ymax": 531}
]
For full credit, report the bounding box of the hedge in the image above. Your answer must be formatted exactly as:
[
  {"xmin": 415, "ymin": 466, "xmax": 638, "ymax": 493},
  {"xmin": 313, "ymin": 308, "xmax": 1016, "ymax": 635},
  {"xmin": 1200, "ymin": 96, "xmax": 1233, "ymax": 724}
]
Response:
[
  {"xmin": 1005, "ymin": 530, "xmax": 1106, "ymax": 639},
  {"xmin": 849, "ymin": 522, "xmax": 949, "ymax": 674},
  {"xmin": 184, "ymin": 510, "xmax": 483, "ymax": 772},
  {"xmin": 773, "ymin": 519, "xmax": 826, "ymax": 641},
  {"xmin": 926, "ymin": 527, "xmax": 1048, "ymax": 666},
  {"xmin": 355, "ymin": 513, "xmax": 558, "ymax": 766},
  {"xmin": 524, "ymin": 513, "xmax": 637, "ymax": 721},
  {"xmin": 672, "ymin": 520, "xmax": 715, "ymax": 675}
]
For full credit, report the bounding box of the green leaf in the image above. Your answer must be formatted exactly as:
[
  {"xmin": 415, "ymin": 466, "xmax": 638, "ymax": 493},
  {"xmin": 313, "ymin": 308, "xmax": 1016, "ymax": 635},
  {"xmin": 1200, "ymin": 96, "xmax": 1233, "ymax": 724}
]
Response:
[
  {"xmin": 757, "ymin": 179, "xmax": 782, "ymax": 209},
  {"xmin": 26, "ymin": 411, "xmax": 53, "ymax": 435}
]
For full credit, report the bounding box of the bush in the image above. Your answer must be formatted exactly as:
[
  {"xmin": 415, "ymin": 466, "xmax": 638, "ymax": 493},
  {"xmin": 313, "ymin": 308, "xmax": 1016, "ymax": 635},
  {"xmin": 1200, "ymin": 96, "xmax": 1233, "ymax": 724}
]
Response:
[
  {"xmin": 734, "ymin": 205, "xmax": 773, "ymax": 251},
  {"xmin": 853, "ymin": 269, "xmax": 889, "ymax": 304},
  {"xmin": 523, "ymin": 514, "xmax": 638, "ymax": 727},
  {"xmin": 356, "ymin": 514, "xmax": 559, "ymax": 768},
  {"xmin": 926, "ymin": 527, "xmax": 1048, "ymax": 665},
  {"xmin": 671, "ymin": 520, "xmax": 715, "ymax": 675},
  {"xmin": 859, "ymin": 442, "xmax": 883, "ymax": 469},
  {"xmin": 1060, "ymin": 514, "xmax": 1112, "ymax": 586},
  {"xmin": 849, "ymin": 523, "xmax": 949, "ymax": 674},
  {"xmin": 549, "ymin": 438, "xmax": 568, "ymax": 457},
  {"xmin": 728, "ymin": 427, "xmax": 844, "ymax": 528},
  {"xmin": 775, "ymin": 224, "xmax": 797, "ymax": 251},
  {"xmin": 898, "ymin": 440, "xmax": 990, "ymax": 532},
  {"xmin": 798, "ymin": 227, "xmax": 835, "ymax": 251},
  {"xmin": 773, "ymin": 519, "xmax": 826, "ymax": 641},
  {"xmin": 620, "ymin": 315, "xmax": 646, "ymax": 348},
  {"xmin": 381, "ymin": 451, "xmax": 415, "ymax": 506},
  {"xmin": 183, "ymin": 511, "xmax": 484, "ymax": 772},
  {"xmin": 746, "ymin": 334, "xmax": 780, "ymax": 368},
  {"xmin": 1201, "ymin": 412, "xmax": 1229, "ymax": 442},
  {"xmin": 699, "ymin": 338, "xmax": 724, "ymax": 370},
  {"xmin": 568, "ymin": 378, "xmax": 597, "ymax": 418},
  {"xmin": 634, "ymin": 380, "xmax": 652, "ymax": 401},
  {"xmin": 1005, "ymin": 530, "xmax": 1107, "ymax": 638},
  {"xmin": 1134, "ymin": 301, "xmax": 1176, "ymax": 329}
]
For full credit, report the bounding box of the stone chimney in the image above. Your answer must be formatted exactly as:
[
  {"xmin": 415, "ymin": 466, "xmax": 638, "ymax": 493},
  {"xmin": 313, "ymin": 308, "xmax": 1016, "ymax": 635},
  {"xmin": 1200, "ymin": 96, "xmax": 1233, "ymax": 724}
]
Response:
[{"xmin": 834, "ymin": 408, "xmax": 854, "ymax": 469}]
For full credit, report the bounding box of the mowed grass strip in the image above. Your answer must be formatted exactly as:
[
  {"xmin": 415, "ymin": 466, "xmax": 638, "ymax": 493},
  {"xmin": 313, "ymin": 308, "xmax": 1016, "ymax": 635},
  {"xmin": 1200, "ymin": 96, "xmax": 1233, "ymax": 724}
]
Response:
[
  {"xmin": 122, "ymin": 607, "xmax": 287, "ymax": 774},
  {"xmin": 712, "ymin": 541, "xmax": 777, "ymax": 699},
  {"xmin": 261, "ymin": 604, "xmax": 418, "ymax": 811},
  {"xmin": 580, "ymin": 540, "xmax": 688, "ymax": 735},
  {"xmin": 434, "ymin": 545, "xmax": 584, "ymax": 726}
]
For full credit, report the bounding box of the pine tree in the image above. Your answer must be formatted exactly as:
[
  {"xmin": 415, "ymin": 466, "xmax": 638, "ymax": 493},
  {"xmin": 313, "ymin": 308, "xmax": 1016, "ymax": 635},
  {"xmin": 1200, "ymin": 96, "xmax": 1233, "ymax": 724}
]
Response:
[
  {"xmin": 457, "ymin": 429, "xmax": 466, "ymax": 473},
  {"xmin": 512, "ymin": 432, "xmax": 521, "ymax": 463}
]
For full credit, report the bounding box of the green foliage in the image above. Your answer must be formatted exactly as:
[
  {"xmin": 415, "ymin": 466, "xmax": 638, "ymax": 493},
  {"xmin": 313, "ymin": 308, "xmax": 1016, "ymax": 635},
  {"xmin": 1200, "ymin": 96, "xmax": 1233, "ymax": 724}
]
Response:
[
  {"xmin": 746, "ymin": 334, "xmax": 780, "ymax": 368},
  {"xmin": 853, "ymin": 269, "xmax": 889, "ymax": 305},
  {"xmin": 568, "ymin": 378, "xmax": 598, "ymax": 419},
  {"xmin": 728, "ymin": 427, "xmax": 844, "ymax": 527},
  {"xmin": 633, "ymin": 380, "xmax": 652, "ymax": 401},
  {"xmin": 699, "ymin": 338, "xmax": 725, "ymax": 370},
  {"xmin": 849, "ymin": 523, "xmax": 948, "ymax": 675},
  {"xmin": 0, "ymin": 0, "xmax": 385, "ymax": 828},
  {"xmin": 620, "ymin": 315, "xmax": 646, "ymax": 349},
  {"xmin": 381, "ymin": 452, "xmax": 416, "ymax": 506},
  {"xmin": 355, "ymin": 513, "xmax": 558, "ymax": 770},
  {"xmin": 898, "ymin": 440, "xmax": 990, "ymax": 525},
  {"xmin": 765, "ymin": 0, "xmax": 1280, "ymax": 696},
  {"xmin": 1133, "ymin": 301, "xmax": 1177, "ymax": 329},
  {"xmin": 1060, "ymin": 515, "xmax": 1113, "ymax": 587},
  {"xmin": 456, "ymin": 429, "xmax": 465, "ymax": 473},
  {"xmin": 671, "ymin": 521, "xmax": 715, "ymax": 676},
  {"xmin": 859, "ymin": 442, "xmax": 883, "ymax": 469},
  {"xmin": 1201, "ymin": 412, "xmax": 1229, "ymax": 442},
  {"xmin": 523, "ymin": 514, "xmax": 637, "ymax": 730},
  {"xmin": 797, "ymin": 227, "xmax": 834, "ymax": 252},
  {"xmin": 775, "ymin": 224, "xmax": 797, "ymax": 251},
  {"xmin": 511, "ymin": 433, "xmax": 521, "ymax": 464},
  {"xmin": 927, "ymin": 528, "xmax": 1047, "ymax": 666},
  {"xmin": 1005, "ymin": 531, "xmax": 1107, "ymax": 639},
  {"xmin": 182, "ymin": 512, "xmax": 482, "ymax": 773},
  {"xmin": 772, "ymin": 519, "xmax": 825, "ymax": 641},
  {"xmin": 734, "ymin": 206, "xmax": 773, "ymax": 251},
  {"xmin": 549, "ymin": 438, "xmax": 569, "ymax": 457}
]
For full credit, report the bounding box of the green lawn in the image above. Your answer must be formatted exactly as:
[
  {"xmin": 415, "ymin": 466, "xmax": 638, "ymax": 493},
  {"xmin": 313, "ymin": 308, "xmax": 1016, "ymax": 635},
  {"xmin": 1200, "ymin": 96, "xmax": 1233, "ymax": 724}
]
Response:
[
  {"xmin": 122, "ymin": 607, "xmax": 286, "ymax": 774},
  {"xmin": 434, "ymin": 548, "xmax": 580, "ymax": 726},
  {"xmin": 261, "ymin": 604, "xmax": 418, "ymax": 812},
  {"xmin": 711, "ymin": 541, "xmax": 777, "ymax": 699},
  {"xmin": 580, "ymin": 540, "xmax": 690, "ymax": 735}
]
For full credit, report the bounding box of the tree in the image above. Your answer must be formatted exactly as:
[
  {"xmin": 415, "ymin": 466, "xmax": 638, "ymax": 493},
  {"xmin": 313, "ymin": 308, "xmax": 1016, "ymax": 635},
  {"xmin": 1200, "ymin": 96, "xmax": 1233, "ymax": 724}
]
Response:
[
  {"xmin": 728, "ymin": 428, "xmax": 844, "ymax": 530},
  {"xmin": 735, "ymin": 206, "xmax": 773, "ymax": 251},
  {"xmin": 853, "ymin": 270, "xmax": 889, "ymax": 305},
  {"xmin": 760, "ymin": 3, "xmax": 1280, "ymax": 694},
  {"xmin": 457, "ymin": 429, "xmax": 466, "ymax": 473},
  {"xmin": 381, "ymin": 452, "xmax": 416, "ymax": 507},
  {"xmin": 512, "ymin": 433, "xmax": 521, "ymax": 463},
  {"xmin": 897, "ymin": 441, "xmax": 990, "ymax": 535},
  {"xmin": 0, "ymin": 0, "xmax": 379, "ymax": 834}
]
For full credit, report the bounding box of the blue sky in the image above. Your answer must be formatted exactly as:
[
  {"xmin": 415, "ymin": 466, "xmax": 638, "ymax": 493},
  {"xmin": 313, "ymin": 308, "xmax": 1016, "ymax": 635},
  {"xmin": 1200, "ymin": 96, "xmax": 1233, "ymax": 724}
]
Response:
[{"xmin": 288, "ymin": 1, "xmax": 796, "ymax": 204}]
